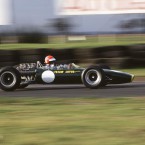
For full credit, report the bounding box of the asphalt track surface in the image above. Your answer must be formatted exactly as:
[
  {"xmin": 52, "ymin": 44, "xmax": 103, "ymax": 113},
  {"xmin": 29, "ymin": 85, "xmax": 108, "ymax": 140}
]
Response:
[{"xmin": 0, "ymin": 82, "xmax": 145, "ymax": 98}]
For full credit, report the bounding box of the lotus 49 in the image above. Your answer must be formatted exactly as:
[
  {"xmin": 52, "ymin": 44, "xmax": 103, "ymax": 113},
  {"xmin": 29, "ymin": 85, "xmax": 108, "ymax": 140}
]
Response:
[{"xmin": 0, "ymin": 61, "xmax": 134, "ymax": 91}]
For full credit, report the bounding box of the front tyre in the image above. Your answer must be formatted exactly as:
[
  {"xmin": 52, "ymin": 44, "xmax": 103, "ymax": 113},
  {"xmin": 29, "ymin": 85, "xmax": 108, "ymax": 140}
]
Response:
[
  {"xmin": 82, "ymin": 66, "xmax": 105, "ymax": 89},
  {"xmin": 0, "ymin": 67, "xmax": 21, "ymax": 91},
  {"xmin": 99, "ymin": 64, "xmax": 110, "ymax": 70}
]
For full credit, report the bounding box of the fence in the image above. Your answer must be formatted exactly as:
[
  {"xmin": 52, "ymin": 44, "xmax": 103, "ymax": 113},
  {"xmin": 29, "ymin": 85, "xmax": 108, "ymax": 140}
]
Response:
[{"xmin": 0, "ymin": 45, "xmax": 145, "ymax": 68}]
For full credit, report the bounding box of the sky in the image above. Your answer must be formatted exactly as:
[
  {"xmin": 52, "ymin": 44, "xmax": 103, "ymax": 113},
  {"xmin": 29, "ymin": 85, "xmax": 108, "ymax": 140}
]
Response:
[{"xmin": 0, "ymin": 0, "xmax": 144, "ymax": 33}]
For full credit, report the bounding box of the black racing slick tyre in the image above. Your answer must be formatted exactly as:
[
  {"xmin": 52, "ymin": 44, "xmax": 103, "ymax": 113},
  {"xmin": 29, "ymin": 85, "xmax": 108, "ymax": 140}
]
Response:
[
  {"xmin": 82, "ymin": 66, "xmax": 105, "ymax": 89},
  {"xmin": 0, "ymin": 67, "xmax": 21, "ymax": 91},
  {"xmin": 99, "ymin": 65, "xmax": 110, "ymax": 70}
]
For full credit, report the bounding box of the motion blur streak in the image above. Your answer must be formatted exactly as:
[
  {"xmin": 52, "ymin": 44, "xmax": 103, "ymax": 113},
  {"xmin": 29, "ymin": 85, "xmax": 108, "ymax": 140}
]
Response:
[
  {"xmin": 56, "ymin": 0, "xmax": 145, "ymax": 15},
  {"xmin": 0, "ymin": 0, "xmax": 12, "ymax": 25}
]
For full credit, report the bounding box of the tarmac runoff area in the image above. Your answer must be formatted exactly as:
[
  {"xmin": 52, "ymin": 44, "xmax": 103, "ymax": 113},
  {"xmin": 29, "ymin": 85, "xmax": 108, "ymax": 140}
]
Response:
[{"xmin": 0, "ymin": 81, "xmax": 145, "ymax": 98}]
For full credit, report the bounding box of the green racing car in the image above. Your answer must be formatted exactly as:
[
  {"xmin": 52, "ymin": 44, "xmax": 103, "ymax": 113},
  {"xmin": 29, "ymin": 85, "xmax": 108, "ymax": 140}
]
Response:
[{"xmin": 0, "ymin": 60, "xmax": 134, "ymax": 91}]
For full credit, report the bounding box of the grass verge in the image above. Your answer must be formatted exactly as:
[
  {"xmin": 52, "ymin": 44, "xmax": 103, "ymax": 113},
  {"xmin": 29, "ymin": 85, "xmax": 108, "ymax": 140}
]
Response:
[
  {"xmin": 0, "ymin": 97, "xmax": 145, "ymax": 145},
  {"xmin": 0, "ymin": 43, "xmax": 125, "ymax": 50},
  {"xmin": 0, "ymin": 41, "xmax": 145, "ymax": 50}
]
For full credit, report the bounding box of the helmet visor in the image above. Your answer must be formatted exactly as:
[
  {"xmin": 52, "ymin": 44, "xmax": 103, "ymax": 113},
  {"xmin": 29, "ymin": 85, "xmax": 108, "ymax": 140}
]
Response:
[{"xmin": 49, "ymin": 58, "xmax": 56, "ymax": 62}]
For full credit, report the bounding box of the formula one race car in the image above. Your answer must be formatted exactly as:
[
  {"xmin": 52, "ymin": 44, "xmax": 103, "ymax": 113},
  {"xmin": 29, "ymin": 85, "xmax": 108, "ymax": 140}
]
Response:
[{"xmin": 0, "ymin": 61, "xmax": 134, "ymax": 91}]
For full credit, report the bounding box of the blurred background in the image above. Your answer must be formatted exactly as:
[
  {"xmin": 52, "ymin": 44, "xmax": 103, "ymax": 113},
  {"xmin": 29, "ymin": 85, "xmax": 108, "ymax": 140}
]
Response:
[
  {"xmin": 1, "ymin": 0, "xmax": 145, "ymax": 68},
  {"xmin": 1, "ymin": 1, "xmax": 145, "ymax": 145}
]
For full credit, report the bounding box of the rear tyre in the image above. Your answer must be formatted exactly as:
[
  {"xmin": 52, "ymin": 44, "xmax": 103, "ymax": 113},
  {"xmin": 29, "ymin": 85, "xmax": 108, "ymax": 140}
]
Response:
[
  {"xmin": 0, "ymin": 67, "xmax": 21, "ymax": 91},
  {"xmin": 82, "ymin": 66, "xmax": 105, "ymax": 89}
]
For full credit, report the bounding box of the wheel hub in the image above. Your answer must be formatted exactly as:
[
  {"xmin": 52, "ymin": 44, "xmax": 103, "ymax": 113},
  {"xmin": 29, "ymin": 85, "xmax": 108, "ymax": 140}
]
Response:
[
  {"xmin": 89, "ymin": 73, "xmax": 97, "ymax": 81},
  {"xmin": 85, "ymin": 69, "xmax": 102, "ymax": 86}
]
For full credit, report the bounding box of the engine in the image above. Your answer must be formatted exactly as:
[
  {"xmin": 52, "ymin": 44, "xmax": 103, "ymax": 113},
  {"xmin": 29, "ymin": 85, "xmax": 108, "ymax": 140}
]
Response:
[
  {"xmin": 16, "ymin": 63, "xmax": 37, "ymax": 71},
  {"xmin": 15, "ymin": 63, "xmax": 37, "ymax": 82}
]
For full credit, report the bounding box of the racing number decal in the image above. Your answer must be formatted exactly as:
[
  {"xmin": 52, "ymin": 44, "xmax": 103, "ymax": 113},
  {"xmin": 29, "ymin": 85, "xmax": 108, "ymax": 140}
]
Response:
[
  {"xmin": 65, "ymin": 71, "xmax": 75, "ymax": 73},
  {"xmin": 41, "ymin": 70, "xmax": 55, "ymax": 83},
  {"xmin": 54, "ymin": 71, "xmax": 64, "ymax": 74},
  {"xmin": 53, "ymin": 70, "xmax": 81, "ymax": 74}
]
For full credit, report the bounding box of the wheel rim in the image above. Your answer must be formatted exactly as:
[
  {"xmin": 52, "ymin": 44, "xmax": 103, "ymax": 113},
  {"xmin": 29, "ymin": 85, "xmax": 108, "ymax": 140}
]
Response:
[
  {"xmin": 85, "ymin": 69, "xmax": 102, "ymax": 86},
  {"xmin": 0, "ymin": 71, "xmax": 16, "ymax": 88}
]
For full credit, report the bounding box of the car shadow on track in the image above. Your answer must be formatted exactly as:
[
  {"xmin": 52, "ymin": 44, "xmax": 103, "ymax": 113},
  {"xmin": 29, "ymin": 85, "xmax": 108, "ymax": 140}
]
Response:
[
  {"xmin": 102, "ymin": 83, "xmax": 145, "ymax": 89},
  {"xmin": 15, "ymin": 82, "xmax": 145, "ymax": 92},
  {"xmin": 17, "ymin": 85, "xmax": 85, "ymax": 92}
]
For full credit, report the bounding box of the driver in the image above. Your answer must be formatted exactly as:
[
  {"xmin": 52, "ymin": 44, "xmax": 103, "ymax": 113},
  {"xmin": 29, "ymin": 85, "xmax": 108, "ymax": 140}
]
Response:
[
  {"xmin": 44, "ymin": 55, "xmax": 80, "ymax": 70},
  {"xmin": 44, "ymin": 55, "xmax": 56, "ymax": 69}
]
